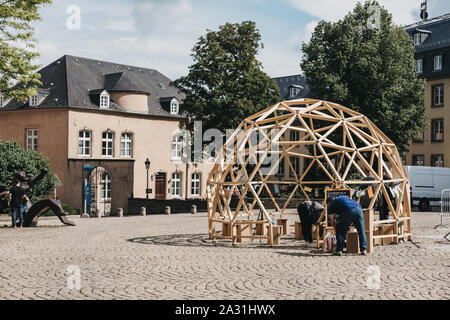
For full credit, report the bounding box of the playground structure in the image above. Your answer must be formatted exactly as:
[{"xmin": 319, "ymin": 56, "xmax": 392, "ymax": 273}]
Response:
[{"xmin": 207, "ymin": 99, "xmax": 412, "ymax": 250}]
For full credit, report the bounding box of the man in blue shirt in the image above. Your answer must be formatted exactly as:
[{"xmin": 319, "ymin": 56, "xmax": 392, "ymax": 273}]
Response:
[{"xmin": 327, "ymin": 196, "xmax": 367, "ymax": 256}]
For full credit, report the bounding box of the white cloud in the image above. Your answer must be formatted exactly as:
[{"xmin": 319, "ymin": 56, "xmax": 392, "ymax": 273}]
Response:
[{"xmin": 286, "ymin": 0, "xmax": 420, "ymax": 25}]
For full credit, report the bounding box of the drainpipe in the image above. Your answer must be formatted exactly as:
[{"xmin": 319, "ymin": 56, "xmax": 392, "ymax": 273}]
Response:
[{"xmin": 185, "ymin": 162, "xmax": 189, "ymax": 200}]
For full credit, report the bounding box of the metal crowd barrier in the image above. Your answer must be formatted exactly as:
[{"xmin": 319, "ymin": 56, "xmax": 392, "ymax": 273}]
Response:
[{"xmin": 437, "ymin": 189, "xmax": 450, "ymax": 240}]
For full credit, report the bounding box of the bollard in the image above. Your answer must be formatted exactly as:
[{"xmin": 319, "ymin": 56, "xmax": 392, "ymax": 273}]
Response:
[
  {"xmin": 191, "ymin": 205, "xmax": 197, "ymax": 215},
  {"xmin": 140, "ymin": 207, "xmax": 147, "ymax": 217},
  {"xmin": 80, "ymin": 212, "xmax": 90, "ymax": 218},
  {"xmin": 117, "ymin": 208, "xmax": 124, "ymax": 218},
  {"xmin": 165, "ymin": 206, "xmax": 171, "ymax": 215}
]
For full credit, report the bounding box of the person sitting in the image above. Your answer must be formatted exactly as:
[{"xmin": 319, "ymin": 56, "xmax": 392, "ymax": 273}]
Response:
[
  {"xmin": 327, "ymin": 196, "xmax": 367, "ymax": 256},
  {"xmin": 297, "ymin": 201, "xmax": 324, "ymax": 243}
]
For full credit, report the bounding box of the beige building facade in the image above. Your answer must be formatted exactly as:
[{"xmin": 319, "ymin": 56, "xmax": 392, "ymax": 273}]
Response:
[
  {"xmin": 0, "ymin": 55, "xmax": 213, "ymax": 215},
  {"xmin": 407, "ymin": 77, "xmax": 449, "ymax": 167},
  {"xmin": 405, "ymin": 15, "xmax": 450, "ymax": 168}
]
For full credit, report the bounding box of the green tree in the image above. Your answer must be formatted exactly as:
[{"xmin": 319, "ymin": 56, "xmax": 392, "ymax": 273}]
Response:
[
  {"xmin": 173, "ymin": 21, "xmax": 281, "ymax": 133},
  {"xmin": 301, "ymin": 1, "xmax": 426, "ymax": 154},
  {"xmin": 0, "ymin": 0, "xmax": 52, "ymax": 101},
  {"xmin": 0, "ymin": 140, "xmax": 58, "ymax": 213}
]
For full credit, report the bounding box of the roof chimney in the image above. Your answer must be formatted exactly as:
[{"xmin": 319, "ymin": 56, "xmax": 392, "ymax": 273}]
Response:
[{"xmin": 420, "ymin": 0, "xmax": 429, "ymax": 20}]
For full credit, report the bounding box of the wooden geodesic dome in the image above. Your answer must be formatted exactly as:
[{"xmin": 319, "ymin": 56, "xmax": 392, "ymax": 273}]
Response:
[{"xmin": 207, "ymin": 99, "xmax": 412, "ymax": 245}]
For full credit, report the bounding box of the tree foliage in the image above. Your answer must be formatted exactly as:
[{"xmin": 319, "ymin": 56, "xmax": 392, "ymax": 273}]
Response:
[
  {"xmin": 173, "ymin": 21, "xmax": 281, "ymax": 133},
  {"xmin": 0, "ymin": 0, "xmax": 52, "ymax": 101},
  {"xmin": 0, "ymin": 139, "xmax": 58, "ymax": 213},
  {"xmin": 301, "ymin": 1, "xmax": 426, "ymax": 154}
]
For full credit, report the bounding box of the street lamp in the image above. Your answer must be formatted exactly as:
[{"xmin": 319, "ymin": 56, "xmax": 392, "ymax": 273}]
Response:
[{"xmin": 145, "ymin": 158, "xmax": 151, "ymax": 199}]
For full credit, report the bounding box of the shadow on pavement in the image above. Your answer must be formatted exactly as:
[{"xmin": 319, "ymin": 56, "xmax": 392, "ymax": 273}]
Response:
[{"xmin": 127, "ymin": 233, "xmax": 321, "ymax": 252}]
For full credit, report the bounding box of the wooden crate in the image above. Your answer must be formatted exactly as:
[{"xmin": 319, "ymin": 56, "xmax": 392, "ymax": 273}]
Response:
[
  {"xmin": 255, "ymin": 223, "xmax": 266, "ymax": 236},
  {"xmin": 373, "ymin": 226, "xmax": 383, "ymax": 246},
  {"xmin": 381, "ymin": 225, "xmax": 395, "ymax": 245},
  {"xmin": 268, "ymin": 225, "xmax": 282, "ymax": 246},
  {"xmin": 277, "ymin": 218, "xmax": 289, "ymax": 236},
  {"xmin": 236, "ymin": 224, "xmax": 252, "ymax": 243},
  {"xmin": 295, "ymin": 222, "xmax": 304, "ymax": 240},
  {"xmin": 346, "ymin": 230, "xmax": 360, "ymax": 254},
  {"xmin": 222, "ymin": 222, "xmax": 232, "ymax": 237}
]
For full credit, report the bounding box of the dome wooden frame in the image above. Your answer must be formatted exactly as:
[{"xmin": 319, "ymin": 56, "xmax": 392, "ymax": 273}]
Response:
[{"xmin": 207, "ymin": 99, "xmax": 412, "ymax": 246}]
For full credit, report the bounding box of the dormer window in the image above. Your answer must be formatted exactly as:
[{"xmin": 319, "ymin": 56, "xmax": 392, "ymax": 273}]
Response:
[
  {"xmin": 29, "ymin": 93, "xmax": 47, "ymax": 107},
  {"xmin": 289, "ymin": 86, "xmax": 303, "ymax": 98},
  {"xmin": 100, "ymin": 90, "xmax": 110, "ymax": 109},
  {"xmin": 414, "ymin": 33, "xmax": 422, "ymax": 46},
  {"xmin": 170, "ymin": 98, "xmax": 179, "ymax": 115},
  {"xmin": 434, "ymin": 55, "xmax": 443, "ymax": 71}
]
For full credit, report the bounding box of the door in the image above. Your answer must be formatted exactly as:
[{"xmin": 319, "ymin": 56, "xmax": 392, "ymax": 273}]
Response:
[{"xmin": 155, "ymin": 173, "xmax": 166, "ymax": 200}]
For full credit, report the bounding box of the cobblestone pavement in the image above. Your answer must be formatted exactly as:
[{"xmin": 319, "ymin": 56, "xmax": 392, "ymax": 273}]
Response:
[{"xmin": 0, "ymin": 212, "xmax": 448, "ymax": 300}]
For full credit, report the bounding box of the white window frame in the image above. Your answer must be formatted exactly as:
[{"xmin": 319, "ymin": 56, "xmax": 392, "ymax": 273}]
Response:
[
  {"xmin": 78, "ymin": 130, "xmax": 91, "ymax": 157},
  {"xmin": 289, "ymin": 87, "xmax": 297, "ymax": 98},
  {"xmin": 414, "ymin": 33, "xmax": 422, "ymax": 46},
  {"xmin": 0, "ymin": 94, "xmax": 5, "ymax": 108},
  {"xmin": 101, "ymin": 172, "xmax": 111, "ymax": 201},
  {"xmin": 171, "ymin": 173, "xmax": 182, "ymax": 197},
  {"xmin": 29, "ymin": 95, "xmax": 41, "ymax": 107},
  {"xmin": 171, "ymin": 135, "xmax": 182, "ymax": 160},
  {"xmin": 433, "ymin": 85, "xmax": 444, "ymax": 106},
  {"xmin": 191, "ymin": 173, "xmax": 201, "ymax": 197},
  {"xmin": 121, "ymin": 133, "xmax": 133, "ymax": 158},
  {"xmin": 415, "ymin": 59, "xmax": 423, "ymax": 74},
  {"xmin": 170, "ymin": 98, "xmax": 179, "ymax": 115},
  {"xmin": 434, "ymin": 55, "xmax": 443, "ymax": 71},
  {"xmin": 26, "ymin": 129, "xmax": 38, "ymax": 151},
  {"xmin": 100, "ymin": 90, "xmax": 110, "ymax": 109},
  {"xmin": 102, "ymin": 131, "xmax": 114, "ymax": 157}
]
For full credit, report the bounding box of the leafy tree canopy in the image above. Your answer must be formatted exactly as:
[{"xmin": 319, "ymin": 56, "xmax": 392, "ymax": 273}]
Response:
[
  {"xmin": 173, "ymin": 21, "xmax": 281, "ymax": 134},
  {"xmin": 301, "ymin": 1, "xmax": 426, "ymax": 154},
  {"xmin": 0, "ymin": 0, "xmax": 52, "ymax": 101},
  {"xmin": 0, "ymin": 140, "xmax": 58, "ymax": 213}
]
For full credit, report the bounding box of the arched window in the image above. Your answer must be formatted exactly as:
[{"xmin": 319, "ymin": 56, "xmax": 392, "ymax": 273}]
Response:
[
  {"xmin": 100, "ymin": 90, "xmax": 110, "ymax": 109},
  {"xmin": 102, "ymin": 131, "xmax": 114, "ymax": 157},
  {"xmin": 78, "ymin": 130, "xmax": 92, "ymax": 156}
]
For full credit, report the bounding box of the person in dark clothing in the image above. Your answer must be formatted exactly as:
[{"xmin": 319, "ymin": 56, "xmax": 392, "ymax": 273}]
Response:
[
  {"xmin": 327, "ymin": 196, "xmax": 367, "ymax": 256},
  {"xmin": 7, "ymin": 180, "xmax": 28, "ymax": 229},
  {"xmin": 297, "ymin": 201, "xmax": 324, "ymax": 243}
]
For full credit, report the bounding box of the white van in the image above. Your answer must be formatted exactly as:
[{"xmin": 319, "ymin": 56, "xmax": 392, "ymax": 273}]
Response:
[{"xmin": 405, "ymin": 166, "xmax": 450, "ymax": 211}]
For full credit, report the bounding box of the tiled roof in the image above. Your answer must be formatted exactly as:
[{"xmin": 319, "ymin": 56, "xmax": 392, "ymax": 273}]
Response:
[
  {"xmin": 272, "ymin": 74, "xmax": 311, "ymax": 100},
  {"xmin": 405, "ymin": 14, "xmax": 450, "ymax": 53},
  {"xmin": 2, "ymin": 55, "xmax": 184, "ymax": 118}
]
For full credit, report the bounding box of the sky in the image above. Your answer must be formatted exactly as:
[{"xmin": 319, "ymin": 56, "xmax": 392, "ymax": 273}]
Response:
[{"xmin": 33, "ymin": 0, "xmax": 450, "ymax": 80}]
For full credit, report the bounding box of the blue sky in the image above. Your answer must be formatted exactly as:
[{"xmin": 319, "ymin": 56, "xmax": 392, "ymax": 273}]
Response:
[{"xmin": 33, "ymin": 0, "xmax": 450, "ymax": 79}]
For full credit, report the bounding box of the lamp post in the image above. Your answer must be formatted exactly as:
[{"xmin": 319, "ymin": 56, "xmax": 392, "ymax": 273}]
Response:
[{"xmin": 145, "ymin": 158, "xmax": 151, "ymax": 199}]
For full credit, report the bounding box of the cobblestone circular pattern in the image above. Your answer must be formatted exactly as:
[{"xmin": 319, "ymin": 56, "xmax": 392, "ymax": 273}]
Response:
[{"xmin": 0, "ymin": 212, "xmax": 449, "ymax": 300}]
